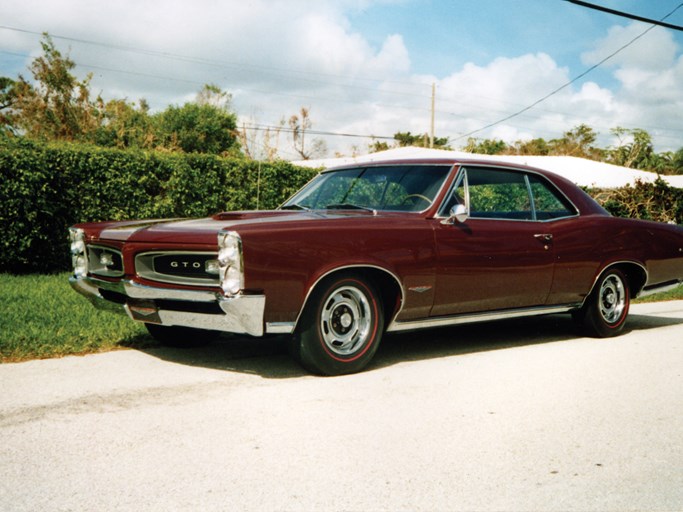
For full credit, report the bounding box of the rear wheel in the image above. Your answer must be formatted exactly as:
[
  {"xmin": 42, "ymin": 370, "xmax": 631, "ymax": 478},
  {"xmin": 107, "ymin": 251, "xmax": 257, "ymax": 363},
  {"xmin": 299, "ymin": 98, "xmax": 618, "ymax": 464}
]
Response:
[
  {"xmin": 145, "ymin": 323, "xmax": 218, "ymax": 348},
  {"xmin": 574, "ymin": 269, "xmax": 630, "ymax": 337},
  {"xmin": 291, "ymin": 274, "xmax": 384, "ymax": 375}
]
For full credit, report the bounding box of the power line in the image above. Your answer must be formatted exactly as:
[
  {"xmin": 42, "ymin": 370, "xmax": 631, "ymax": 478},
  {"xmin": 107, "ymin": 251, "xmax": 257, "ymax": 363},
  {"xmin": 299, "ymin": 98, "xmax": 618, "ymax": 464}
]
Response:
[
  {"xmin": 5, "ymin": 27, "xmax": 678, "ymax": 140},
  {"xmin": 240, "ymin": 123, "xmax": 395, "ymax": 141},
  {"xmin": 564, "ymin": 1, "xmax": 683, "ymax": 31},
  {"xmin": 0, "ymin": 25, "xmax": 429, "ymax": 93},
  {"xmin": 451, "ymin": 1, "xmax": 683, "ymax": 142},
  {"xmin": 0, "ymin": 45, "xmax": 629, "ymax": 129},
  {"xmin": 0, "ymin": 48, "xmax": 442, "ymax": 119},
  {"xmin": 5, "ymin": 42, "xmax": 680, "ymax": 147},
  {"xmin": 2, "ymin": 21, "xmax": 681, "ymax": 150}
]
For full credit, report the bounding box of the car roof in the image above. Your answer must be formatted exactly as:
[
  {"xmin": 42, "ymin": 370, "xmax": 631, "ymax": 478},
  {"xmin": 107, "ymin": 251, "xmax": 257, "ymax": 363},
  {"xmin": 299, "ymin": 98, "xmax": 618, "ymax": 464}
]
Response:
[{"xmin": 326, "ymin": 157, "xmax": 557, "ymax": 179}]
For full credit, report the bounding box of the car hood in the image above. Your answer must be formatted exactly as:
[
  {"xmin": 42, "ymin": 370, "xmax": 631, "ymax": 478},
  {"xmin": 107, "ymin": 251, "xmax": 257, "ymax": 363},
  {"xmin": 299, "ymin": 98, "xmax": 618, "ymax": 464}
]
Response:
[{"xmin": 95, "ymin": 210, "xmax": 380, "ymax": 245}]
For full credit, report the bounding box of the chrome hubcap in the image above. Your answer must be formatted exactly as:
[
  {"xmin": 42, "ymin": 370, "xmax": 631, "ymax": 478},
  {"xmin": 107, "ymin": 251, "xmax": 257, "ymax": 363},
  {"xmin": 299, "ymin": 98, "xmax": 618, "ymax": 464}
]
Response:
[
  {"xmin": 320, "ymin": 285, "xmax": 372, "ymax": 356},
  {"xmin": 599, "ymin": 274, "xmax": 626, "ymax": 324}
]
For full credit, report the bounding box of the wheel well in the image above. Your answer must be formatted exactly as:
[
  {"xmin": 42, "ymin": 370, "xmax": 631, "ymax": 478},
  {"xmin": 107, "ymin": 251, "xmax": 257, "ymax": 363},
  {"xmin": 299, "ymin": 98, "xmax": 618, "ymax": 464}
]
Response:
[
  {"xmin": 601, "ymin": 262, "xmax": 647, "ymax": 298},
  {"xmin": 298, "ymin": 267, "xmax": 403, "ymax": 331},
  {"xmin": 356, "ymin": 267, "xmax": 403, "ymax": 327}
]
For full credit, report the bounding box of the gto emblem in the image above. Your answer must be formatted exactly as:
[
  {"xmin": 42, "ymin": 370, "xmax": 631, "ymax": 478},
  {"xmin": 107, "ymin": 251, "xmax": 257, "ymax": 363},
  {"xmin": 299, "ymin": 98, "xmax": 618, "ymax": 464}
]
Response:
[{"xmin": 170, "ymin": 261, "xmax": 202, "ymax": 269}]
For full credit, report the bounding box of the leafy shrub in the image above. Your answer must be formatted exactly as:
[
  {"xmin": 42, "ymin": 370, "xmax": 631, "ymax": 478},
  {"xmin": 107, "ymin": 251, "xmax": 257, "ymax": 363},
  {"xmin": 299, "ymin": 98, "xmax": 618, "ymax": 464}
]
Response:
[
  {"xmin": 3, "ymin": 135, "xmax": 681, "ymax": 274},
  {"xmin": 0, "ymin": 137, "xmax": 316, "ymax": 273},
  {"xmin": 589, "ymin": 179, "xmax": 683, "ymax": 225}
]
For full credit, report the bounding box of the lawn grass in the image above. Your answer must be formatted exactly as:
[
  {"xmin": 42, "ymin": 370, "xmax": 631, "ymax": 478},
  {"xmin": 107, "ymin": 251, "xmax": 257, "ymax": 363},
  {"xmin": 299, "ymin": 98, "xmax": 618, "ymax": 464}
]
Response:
[
  {"xmin": 0, "ymin": 272, "xmax": 150, "ymax": 362},
  {"xmin": 633, "ymin": 287, "xmax": 683, "ymax": 303},
  {"xmin": 1, "ymin": 272, "xmax": 682, "ymax": 363}
]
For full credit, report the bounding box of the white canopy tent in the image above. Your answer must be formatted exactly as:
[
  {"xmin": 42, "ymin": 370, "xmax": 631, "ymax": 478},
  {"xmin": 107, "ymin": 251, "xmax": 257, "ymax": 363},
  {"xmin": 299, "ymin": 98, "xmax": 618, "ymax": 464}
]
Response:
[{"xmin": 294, "ymin": 147, "xmax": 683, "ymax": 189}]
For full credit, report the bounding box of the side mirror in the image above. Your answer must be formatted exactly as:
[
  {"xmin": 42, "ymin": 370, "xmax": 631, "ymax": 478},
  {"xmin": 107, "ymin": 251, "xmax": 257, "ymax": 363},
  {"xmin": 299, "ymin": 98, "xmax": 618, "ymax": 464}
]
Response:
[{"xmin": 443, "ymin": 204, "xmax": 468, "ymax": 224}]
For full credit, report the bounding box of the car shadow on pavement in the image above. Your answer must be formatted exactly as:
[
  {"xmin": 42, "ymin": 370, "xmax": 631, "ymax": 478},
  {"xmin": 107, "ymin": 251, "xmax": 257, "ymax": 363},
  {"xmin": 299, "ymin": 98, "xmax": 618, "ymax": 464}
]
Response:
[
  {"xmin": 373, "ymin": 314, "xmax": 580, "ymax": 370},
  {"xmin": 130, "ymin": 311, "xmax": 683, "ymax": 378},
  {"xmin": 372, "ymin": 311, "xmax": 683, "ymax": 371},
  {"xmin": 132, "ymin": 334, "xmax": 307, "ymax": 379},
  {"xmin": 627, "ymin": 312, "xmax": 683, "ymax": 331}
]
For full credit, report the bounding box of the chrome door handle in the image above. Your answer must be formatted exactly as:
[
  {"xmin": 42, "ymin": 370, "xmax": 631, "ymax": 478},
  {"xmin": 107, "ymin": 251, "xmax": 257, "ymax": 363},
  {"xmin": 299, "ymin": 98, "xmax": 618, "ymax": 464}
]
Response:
[{"xmin": 534, "ymin": 233, "xmax": 553, "ymax": 250}]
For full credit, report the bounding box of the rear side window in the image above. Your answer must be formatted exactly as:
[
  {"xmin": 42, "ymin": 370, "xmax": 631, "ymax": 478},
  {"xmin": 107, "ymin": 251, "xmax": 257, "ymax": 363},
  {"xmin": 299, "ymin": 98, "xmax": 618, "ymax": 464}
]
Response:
[{"xmin": 528, "ymin": 175, "xmax": 576, "ymax": 219}]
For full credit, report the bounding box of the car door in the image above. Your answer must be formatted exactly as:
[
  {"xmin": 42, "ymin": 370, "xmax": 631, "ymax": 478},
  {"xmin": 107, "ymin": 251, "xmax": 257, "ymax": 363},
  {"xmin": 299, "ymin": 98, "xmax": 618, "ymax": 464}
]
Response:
[{"xmin": 430, "ymin": 166, "xmax": 556, "ymax": 317}]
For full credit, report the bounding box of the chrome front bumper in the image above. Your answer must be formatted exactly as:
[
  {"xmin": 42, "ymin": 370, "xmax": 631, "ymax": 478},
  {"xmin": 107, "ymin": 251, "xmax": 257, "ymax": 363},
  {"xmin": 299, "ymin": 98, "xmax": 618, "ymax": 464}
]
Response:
[{"xmin": 70, "ymin": 275, "xmax": 266, "ymax": 337}]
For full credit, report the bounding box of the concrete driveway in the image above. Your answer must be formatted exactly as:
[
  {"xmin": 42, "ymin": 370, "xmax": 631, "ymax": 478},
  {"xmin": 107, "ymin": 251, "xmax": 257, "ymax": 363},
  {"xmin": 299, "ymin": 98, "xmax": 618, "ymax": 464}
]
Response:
[{"xmin": 2, "ymin": 301, "xmax": 682, "ymax": 511}]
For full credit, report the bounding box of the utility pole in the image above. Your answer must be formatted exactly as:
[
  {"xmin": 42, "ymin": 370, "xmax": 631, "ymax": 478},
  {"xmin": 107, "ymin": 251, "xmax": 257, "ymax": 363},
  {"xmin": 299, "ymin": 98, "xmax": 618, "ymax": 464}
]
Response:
[{"xmin": 430, "ymin": 83, "xmax": 435, "ymax": 148}]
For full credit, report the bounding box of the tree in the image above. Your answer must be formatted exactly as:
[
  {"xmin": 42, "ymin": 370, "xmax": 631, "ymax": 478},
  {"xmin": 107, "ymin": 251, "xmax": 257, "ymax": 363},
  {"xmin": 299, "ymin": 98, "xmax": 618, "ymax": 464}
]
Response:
[
  {"xmin": 94, "ymin": 98, "xmax": 154, "ymax": 149},
  {"xmin": 288, "ymin": 107, "xmax": 326, "ymax": 159},
  {"xmin": 9, "ymin": 34, "xmax": 103, "ymax": 141},
  {"xmin": 673, "ymin": 148, "xmax": 683, "ymax": 175},
  {"xmin": 608, "ymin": 127, "xmax": 654, "ymax": 169},
  {"xmin": 548, "ymin": 124, "xmax": 603, "ymax": 160},
  {"xmin": 196, "ymin": 83, "xmax": 231, "ymax": 109},
  {"xmin": 0, "ymin": 76, "xmax": 17, "ymax": 134},
  {"xmin": 237, "ymin": 117, "xmax": 284, "ymax": 161},
  {"xmin": 463, "ymin": 137, "xmax": 507, "ymax": 155},
  {"xmin": 394, "ymin": 131, "xmax": 450, "ymax": 149},
  {"xmin": 511, "ymin": 138, "xmax": 550, "ymax": 156},
  {"xmin": 153, "ymin": 85, "xmax": 239, "ymax": 155},
  {"xmin": 368, "ymin": 139, "xmax": 390, "ymax": 153},
  {"xmin": 154, "ymin": 103, "xmax": 239, "ymax": 154}
]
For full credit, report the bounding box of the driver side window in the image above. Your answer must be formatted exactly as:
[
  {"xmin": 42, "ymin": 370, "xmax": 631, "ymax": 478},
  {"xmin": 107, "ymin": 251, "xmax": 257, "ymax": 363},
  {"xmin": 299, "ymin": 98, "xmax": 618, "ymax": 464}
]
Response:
[{"xmin": 451, "ymin": 167, "xmax": 532, "ymax": 220}]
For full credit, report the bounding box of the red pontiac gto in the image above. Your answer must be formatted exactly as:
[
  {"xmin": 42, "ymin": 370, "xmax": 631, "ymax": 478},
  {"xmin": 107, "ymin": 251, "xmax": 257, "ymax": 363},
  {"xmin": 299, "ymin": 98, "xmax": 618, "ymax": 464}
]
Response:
[{"xmin": 70, "ymin": 159, "xmax": 683, "ymax": 375}]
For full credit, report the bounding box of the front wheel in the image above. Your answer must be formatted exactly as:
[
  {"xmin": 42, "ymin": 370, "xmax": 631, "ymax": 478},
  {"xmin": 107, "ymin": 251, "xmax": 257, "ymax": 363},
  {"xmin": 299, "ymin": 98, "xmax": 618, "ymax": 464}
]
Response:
[
  {"xmin": 291, "ymin": 275, "xmax": 384, "ymax": 376},
  {"xmin": 574, "ymin": 269, "xmax": 630, "ymax": 338}
]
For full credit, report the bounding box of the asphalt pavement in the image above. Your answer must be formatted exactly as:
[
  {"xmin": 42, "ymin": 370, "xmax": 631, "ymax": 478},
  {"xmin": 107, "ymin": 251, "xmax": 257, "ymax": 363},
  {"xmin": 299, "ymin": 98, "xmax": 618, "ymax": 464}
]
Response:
[{"xmin": 1, "ymin": 301, "xmax": 682, "ymax": 511}]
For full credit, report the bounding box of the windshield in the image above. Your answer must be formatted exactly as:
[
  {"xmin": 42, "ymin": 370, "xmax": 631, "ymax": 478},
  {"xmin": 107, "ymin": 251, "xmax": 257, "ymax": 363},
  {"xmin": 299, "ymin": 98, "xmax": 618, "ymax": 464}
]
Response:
[{"xmin": 281, "ymin": 164, "xmax": 452, "ymax": 212}]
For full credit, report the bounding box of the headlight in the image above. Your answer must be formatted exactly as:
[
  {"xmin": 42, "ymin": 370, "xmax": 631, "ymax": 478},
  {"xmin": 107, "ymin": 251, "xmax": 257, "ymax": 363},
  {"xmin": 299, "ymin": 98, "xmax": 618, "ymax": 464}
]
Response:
[
  {"xmin": 69, "ymin": 227, "xmax": 88, "ymax": 278},
  {"xmin": 218, "ymin": 231, "xmax": 244, "ymax": 296}
]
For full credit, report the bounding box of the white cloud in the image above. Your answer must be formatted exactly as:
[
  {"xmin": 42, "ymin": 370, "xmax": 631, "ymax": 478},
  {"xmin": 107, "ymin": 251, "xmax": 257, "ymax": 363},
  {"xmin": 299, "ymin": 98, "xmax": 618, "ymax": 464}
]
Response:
[
  {"xmin": 0, "ymin": 1, "xmax": 681, "ymax": 155},
  {"xmin": 582, "ymin": 23, "xmax": 678, "ymax": 71},
  {"xmin": 368, "ymin": 34, "xmax": 411, "ymax": 74}
]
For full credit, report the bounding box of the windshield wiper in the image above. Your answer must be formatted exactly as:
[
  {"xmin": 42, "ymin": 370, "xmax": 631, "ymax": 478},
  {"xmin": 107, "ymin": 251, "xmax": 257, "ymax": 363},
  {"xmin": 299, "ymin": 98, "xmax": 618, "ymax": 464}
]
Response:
[{"xmin": 325, "ymin": 203, "xmax": 377, "ymax": 215}]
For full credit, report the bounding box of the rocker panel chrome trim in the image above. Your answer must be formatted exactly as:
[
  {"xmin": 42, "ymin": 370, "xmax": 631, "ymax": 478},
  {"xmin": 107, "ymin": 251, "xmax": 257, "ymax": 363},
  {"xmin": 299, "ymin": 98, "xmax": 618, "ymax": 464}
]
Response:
[{"xmin": 386, "ymin": 304, "xmax": 579, "ymax": 333}]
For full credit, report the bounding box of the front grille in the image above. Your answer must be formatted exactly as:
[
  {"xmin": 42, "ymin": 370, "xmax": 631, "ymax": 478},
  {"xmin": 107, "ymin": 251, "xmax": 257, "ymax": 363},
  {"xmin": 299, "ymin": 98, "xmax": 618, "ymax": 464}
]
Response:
[{"xmin": 135, "ymin": 251, "xmax": 220, "ymax": 286}]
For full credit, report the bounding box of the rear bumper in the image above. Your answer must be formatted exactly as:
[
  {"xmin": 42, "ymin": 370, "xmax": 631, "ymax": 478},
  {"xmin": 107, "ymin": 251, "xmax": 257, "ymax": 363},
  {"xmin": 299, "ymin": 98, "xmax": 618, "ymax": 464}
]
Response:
[{"xmin": 70, "ymin": 275, "xmax": 265, "ymax": 337}]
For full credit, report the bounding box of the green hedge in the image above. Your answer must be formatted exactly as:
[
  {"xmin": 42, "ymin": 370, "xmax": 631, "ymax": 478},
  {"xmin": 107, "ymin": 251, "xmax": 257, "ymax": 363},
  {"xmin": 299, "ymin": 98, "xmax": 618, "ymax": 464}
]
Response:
[
  {"xmin": 0, "ymin": 137, "xmax": 317, "ymax": 273},
  {"xmin": 2, "ymin": 136, "xmax": 681, "ymax": 274}
]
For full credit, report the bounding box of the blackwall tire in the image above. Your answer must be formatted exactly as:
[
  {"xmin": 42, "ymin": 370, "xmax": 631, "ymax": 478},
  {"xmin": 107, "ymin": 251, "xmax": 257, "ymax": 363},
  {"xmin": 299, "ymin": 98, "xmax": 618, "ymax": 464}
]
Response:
[
  {"xmin": 576, "ymin": 269, "xmax": 630, "ymax": 338},
  {"xmin": 292, "ymin": 275, "xmax": 384, "ymax": 376}
]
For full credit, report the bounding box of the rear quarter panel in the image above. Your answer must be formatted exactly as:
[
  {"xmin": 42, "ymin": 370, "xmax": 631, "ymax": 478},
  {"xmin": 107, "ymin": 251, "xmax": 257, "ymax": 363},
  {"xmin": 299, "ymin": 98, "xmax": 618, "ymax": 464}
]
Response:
[{"xmin": 550, "ymin": 215, "xmax": 683, "ymax": 304}]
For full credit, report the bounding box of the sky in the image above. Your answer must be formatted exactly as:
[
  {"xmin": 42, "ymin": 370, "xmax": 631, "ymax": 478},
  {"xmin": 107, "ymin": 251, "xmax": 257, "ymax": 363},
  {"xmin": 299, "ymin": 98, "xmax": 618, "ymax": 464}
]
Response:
[{"xmin": 1, "ymin": 0, "xmax": 682, "ymax": 159}]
